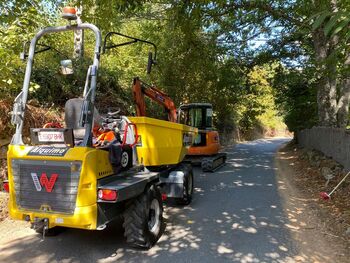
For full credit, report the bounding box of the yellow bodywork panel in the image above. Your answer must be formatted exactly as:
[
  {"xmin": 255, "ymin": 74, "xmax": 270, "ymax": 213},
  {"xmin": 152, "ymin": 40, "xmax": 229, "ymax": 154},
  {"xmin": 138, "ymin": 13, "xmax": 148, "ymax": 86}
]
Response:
[
  {"xmin": 128, "ymin": 117, "xmax": 197, "ymax": 166},
  {"xmin": 7, "ymin": 145, "xmax": 114, "ymax": 230},
  {"xmin": 7, "ymin": 117, "xmax": 196, "ymax": 230}
]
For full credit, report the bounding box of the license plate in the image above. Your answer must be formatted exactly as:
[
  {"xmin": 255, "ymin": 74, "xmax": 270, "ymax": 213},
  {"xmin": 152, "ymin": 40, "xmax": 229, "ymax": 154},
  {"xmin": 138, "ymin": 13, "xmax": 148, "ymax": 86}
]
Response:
[{"xmin": 38, "ymin": 131, "xmax": 65, "ymax": 142}]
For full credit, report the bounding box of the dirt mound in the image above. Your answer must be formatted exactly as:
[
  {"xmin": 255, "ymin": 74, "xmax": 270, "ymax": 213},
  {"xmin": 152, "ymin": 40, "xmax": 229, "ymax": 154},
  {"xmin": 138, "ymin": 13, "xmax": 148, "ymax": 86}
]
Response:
[
  {"xmin": 0, "ymin": 193, "xmax": 8, "ymax": 222},
  {"xmin": 0, "ymin": 100, "xmax": 15, "ymax": 140},
  {"xmin": 0, "ymin": 100, "xmax": 63, "ymax": 140}
]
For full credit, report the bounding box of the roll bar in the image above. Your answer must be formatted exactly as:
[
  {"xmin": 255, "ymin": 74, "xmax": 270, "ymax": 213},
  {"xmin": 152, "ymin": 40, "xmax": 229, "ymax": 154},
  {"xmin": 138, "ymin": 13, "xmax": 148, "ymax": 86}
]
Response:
[{"xmin": 11, "ymin": 23, "xmax": 102, "ymax": 146}]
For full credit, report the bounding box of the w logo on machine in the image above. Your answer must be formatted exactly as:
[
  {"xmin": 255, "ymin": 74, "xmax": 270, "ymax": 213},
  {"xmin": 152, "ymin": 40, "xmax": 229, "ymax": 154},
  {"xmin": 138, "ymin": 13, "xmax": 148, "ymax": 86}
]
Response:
[{"xmin": 31, "ymin": 173, "xmax": 58, "ymax": 193}]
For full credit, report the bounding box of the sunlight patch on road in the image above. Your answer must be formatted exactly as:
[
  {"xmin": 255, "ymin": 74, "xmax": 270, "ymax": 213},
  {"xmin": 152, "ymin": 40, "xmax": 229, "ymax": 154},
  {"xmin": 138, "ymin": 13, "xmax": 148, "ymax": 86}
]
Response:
[
  {"xmin": 279, "ymin": 245, "xmax": 288, "ymax": 252},
  {"xmin": 232, "ymin": 223, "xmax": 258, "ymax": 234},
  {"xmin": 217, "ymin": 244, "xmax": 234, "ymax": 254},
  {"xmin": 285, "ymin": 223, "xmax": 300, "ymax": 230}
]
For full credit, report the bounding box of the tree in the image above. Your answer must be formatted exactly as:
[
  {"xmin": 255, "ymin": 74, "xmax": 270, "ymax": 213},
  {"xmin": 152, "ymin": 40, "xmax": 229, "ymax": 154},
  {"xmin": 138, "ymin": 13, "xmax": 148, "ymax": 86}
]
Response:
[
  {"xmin": 201, "ymin": 0, "xmax": 350, "ymax": 129},
  {"xmin": 311, "ymin": 0, "xmax": 350, "ymax": 127},
  {"xmin": 1, "ymin": 0, "xmax": 288, "ymax": 141}
]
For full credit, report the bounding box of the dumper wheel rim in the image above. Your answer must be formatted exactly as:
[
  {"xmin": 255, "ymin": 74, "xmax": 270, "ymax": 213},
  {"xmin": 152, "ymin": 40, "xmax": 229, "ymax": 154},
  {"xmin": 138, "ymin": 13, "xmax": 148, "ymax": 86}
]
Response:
[
  {"xmin": 148, "ymin": 198, "xmax": 161, "ymax": 234},
  {"xmin": 123, "ymin": 185, "xmax": 164, "ymax": 249},
  {"xmin": 121, "ymin": 151, "xmax": 129, "ymax": 168},
  {"xmin": 121, "ymin": 146, "xmax": 133, "ymax": 170}
]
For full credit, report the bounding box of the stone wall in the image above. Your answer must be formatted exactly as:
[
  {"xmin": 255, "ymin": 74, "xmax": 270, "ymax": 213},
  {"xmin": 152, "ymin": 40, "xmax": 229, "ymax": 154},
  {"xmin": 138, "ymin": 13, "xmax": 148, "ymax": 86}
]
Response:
[{"xmin": 298, "ymin": 127, "xmax": 350, "ymax": 171}]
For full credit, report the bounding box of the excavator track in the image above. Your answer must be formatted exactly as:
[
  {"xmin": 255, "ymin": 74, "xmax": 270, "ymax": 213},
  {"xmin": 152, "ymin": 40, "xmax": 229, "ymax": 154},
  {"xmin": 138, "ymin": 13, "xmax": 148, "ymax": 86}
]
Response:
[{"xmin": 201, "ymin": 153, "xmax": 227, "ymax": 172}]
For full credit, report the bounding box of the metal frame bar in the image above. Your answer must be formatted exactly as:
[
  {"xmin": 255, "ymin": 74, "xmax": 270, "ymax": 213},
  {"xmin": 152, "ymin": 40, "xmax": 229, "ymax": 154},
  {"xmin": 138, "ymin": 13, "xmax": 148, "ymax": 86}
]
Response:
[
  {"xmin": 21, "ymin": 42, "xmax": 70, "ymax": 60},
  {"xmin": 103, "ymin": 31, "xmax": 157, "ymax": 61},
  {"xmin": 11, "ymin": 23, "xmax": 102, "ymax": 146}
]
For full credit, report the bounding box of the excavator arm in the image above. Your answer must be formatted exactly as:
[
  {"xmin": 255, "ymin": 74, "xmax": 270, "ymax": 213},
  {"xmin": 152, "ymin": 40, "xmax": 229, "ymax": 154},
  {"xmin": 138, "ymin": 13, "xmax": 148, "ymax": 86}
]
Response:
[{"xmin": 132, "ymin": 78, "xmax": 177, "ymax": 122}]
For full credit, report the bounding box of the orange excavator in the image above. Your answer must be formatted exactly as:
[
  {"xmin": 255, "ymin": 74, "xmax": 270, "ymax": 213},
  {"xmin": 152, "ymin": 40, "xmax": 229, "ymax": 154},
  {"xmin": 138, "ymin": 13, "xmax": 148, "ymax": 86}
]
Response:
[
  {"xmin": 132, "ymin": 78, "xmax": 177, "ymax": 122},
  {"xmin": 177, "ymin": 103, "xmax": 226, "ymax": 171},
  {"xmin": 132, "ymin": 79, "xmax": 226, "ymax": 172}
]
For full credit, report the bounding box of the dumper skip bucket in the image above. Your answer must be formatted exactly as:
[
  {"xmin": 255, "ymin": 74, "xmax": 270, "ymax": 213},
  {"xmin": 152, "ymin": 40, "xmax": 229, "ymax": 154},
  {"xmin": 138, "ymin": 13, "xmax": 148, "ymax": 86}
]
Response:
[{"xmin": 128, "ymin": 117, "xmax": 197, "ymax": 166}]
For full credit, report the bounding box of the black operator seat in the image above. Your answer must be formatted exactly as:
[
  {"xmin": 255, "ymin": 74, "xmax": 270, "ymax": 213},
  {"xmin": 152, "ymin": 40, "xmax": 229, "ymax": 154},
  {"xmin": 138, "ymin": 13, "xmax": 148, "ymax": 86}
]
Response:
[{"xmin": 64, "ymin": 98, "xmax": 102, "ymax": 140}]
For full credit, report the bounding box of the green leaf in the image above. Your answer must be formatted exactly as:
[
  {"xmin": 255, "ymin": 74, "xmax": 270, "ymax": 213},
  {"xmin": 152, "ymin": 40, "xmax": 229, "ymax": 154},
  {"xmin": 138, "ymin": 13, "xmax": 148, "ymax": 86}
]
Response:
[
  {"xmin": 312, "ymin": 12, "xmax": 331, "ymax": 31},
  {"xmin": 324, "ymin": 12, "xmax": 344, "ymax": 36},
  {"xmin": 344, "ymin": 30, "xmax": 350, "ymax": 43},
  {"xmin": 330, "ymin": 17, "xmax": 350, "ymax": 37},
  {"xmin": 308, "ymin": 11, "xmax": 328, "ymax": 24}
]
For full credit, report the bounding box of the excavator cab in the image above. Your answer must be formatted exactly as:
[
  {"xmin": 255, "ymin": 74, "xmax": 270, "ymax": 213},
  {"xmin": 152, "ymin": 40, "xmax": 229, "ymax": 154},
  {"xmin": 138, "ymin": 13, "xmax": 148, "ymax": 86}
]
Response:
[
  {"xmin": 178, "ymin": 103, "xmax": 216, "ymax": 149},
  {"xmin": 179, "ymin": 103, "xmax": 226, "ymax": 172},
  {"xmin": 178, "ymin": 103, "xmax": 213, "ymax": 128}
]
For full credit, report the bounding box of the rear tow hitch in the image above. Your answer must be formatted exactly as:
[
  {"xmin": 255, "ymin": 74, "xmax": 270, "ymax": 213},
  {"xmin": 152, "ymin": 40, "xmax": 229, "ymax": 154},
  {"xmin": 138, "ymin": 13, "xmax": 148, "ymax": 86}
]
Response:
[{"xmin": 31, "ymin": 218, "xmax": 49, "ymax": 240}]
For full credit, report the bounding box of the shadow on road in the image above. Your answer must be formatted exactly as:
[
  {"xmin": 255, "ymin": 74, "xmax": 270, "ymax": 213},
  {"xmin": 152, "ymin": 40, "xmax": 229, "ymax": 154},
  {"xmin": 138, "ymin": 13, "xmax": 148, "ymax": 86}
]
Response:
[{"xmin": 2, "ymin": 138, "xmax": 326, "ymax": 263}]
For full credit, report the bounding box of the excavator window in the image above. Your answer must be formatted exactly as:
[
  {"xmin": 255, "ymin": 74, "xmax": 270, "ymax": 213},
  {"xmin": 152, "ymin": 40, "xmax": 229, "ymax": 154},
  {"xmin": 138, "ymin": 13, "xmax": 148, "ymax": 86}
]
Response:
[
  {"xmin": 182, "ymin": 107, "xmax": 214, "ymax": 129},
  {"xmin": 206, "ymin": 108, "xmax": 213, "ymax": 128},
  {"xmin": 179, "ymin": 104, "xmax": 214, "ymax": 130},
  {"xmin": 189, "ymin": 108, "xmax": 203, "ymax": 128}
]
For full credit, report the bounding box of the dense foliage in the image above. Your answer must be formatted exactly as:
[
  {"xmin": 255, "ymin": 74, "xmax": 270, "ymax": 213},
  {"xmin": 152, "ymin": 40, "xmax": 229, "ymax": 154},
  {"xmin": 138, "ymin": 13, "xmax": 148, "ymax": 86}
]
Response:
[{"xmin": 2, "ymin": 0, "xmax": 350, "ymax": 141}]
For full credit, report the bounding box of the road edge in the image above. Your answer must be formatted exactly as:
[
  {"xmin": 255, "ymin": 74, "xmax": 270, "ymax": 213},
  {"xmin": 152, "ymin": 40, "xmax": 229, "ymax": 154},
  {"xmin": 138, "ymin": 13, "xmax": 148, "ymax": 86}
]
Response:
[{"xmin": 274, "ymin": 143, "xmax": 349, "ymax": 263}]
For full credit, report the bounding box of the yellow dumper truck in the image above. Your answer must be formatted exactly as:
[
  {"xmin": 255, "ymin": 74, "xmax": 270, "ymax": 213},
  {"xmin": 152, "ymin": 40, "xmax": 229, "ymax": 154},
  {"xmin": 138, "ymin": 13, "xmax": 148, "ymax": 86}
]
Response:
[{"xmin": 3, "ymin": 7, "xmax": 196, "ymax": 248}]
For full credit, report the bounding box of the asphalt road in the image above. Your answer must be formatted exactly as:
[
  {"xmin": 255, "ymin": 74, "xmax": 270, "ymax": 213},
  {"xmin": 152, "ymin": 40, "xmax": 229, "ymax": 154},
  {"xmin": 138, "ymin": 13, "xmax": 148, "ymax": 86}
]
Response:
[{"xmin": 1, "ymin": 138, "xmax": 299, "ymax": 263}]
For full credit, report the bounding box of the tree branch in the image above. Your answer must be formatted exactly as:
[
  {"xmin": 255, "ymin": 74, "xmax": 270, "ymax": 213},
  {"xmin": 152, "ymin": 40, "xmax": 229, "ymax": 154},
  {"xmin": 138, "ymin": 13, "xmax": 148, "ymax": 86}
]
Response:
[{"xmin": 205, "ymin": 1, "xmax": 303, "ymax": 26}]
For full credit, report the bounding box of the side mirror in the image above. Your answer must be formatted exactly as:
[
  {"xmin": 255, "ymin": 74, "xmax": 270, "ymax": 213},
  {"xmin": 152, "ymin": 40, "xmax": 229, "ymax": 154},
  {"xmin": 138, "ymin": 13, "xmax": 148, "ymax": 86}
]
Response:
[
  {"xmin": 147, "ymin": 52, "xmax": 153, "ymax": 74},
  {"xmin": 60, "ymin": 59, "xmax": 74, "ymax": 75}
]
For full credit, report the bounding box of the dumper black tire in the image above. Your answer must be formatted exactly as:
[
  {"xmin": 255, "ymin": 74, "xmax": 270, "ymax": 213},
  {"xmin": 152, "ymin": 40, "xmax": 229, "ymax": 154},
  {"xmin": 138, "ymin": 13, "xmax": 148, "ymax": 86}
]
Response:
[
  {"xmin": 123, "ymin": 185, "xmax": 164, "ymax": 249},
  {"xmin": 175, "ymin": 169, "xmax": 194, "ymax": 205}
]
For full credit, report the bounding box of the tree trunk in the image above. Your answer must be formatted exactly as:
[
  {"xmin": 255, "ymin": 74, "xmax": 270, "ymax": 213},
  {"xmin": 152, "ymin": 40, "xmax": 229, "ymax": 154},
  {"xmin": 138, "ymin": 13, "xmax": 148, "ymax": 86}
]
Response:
[
  {"xmin": 337, "ymin": 54, "xmax": 350, "ymax": 128},
  {"xmin": 327, "ymin": 63, "xmax": 338, "ymax": 126},
  {"xmin": 316, "ymin": 78, "xmax": 331, "ymax": 126},
  {"xmin": 337, "ymin": 79, "xmax": 350, "ymax": 127},
  {"xmin": 312, "ymin": 27, "xmax": 334, "ymax": 126},
  {"xmin": 312, "ymin": 0, "xmax": 345, "ymax": 127}
]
